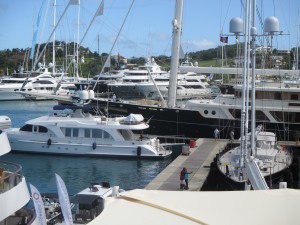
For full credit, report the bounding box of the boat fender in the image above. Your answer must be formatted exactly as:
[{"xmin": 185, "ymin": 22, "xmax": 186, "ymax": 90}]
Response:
[
  {"xmin": 92, "ymin": 142, "xmax": 97, "ymax": 150},
  {"xmin": 137, "ymin": 146, "xmax": 141, "ymax": 156},
  {"xmin": 47, "ymin": 139, "xmax": 52, "ymax": 146}
]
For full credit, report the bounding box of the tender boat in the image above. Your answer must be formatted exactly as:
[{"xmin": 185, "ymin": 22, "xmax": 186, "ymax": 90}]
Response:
[
  {"xmin": 44, "ymin": 182, "xmax": 121, "ymax": 225},
  {"xmin": 6, "ymin": 106, "xmax": 172, "ymax": 159}
]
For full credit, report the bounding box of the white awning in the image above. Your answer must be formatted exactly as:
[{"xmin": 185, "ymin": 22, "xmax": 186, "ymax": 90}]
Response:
[{"xmin": 88, "ymin": 189, "xmax": 300, "ymax": 225}]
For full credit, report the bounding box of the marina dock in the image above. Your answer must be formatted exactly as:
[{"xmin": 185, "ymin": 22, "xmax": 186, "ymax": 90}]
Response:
[
  {"xmin": 146, "ymin": 138, "xmax": 299, "ymax": 191},
  {"xmin": 145, "ymin": 138, "xmax": 228, "ymax": 191}
]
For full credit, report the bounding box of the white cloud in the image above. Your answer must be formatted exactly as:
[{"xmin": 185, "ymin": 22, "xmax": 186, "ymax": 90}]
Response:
[{"xmin": 182, "ymin": 39, "xmax": 216, "ymax": 52}]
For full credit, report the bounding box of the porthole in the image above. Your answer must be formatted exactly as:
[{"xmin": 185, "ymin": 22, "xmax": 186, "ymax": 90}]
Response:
[
  {"xmin": 212, "ymin": 110, "xmax": 216, "ymax": 115},
  {"xmin": 204, "ymin": 110, "xmax": 208, "ymax": 114}
]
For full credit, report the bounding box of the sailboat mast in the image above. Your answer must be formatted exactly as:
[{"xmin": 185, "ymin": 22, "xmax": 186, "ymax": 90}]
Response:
[
  {"xmin": 75, "ymin": 0, "xmax": 81, "ymax": 81},
  {"xmin": 53, "ymin": 0, "xmax": 56, "ymax": 76},
  {"xmin": 240, "ymin": 0, "xmax": 251, "ymax": 168},
  {"xmin": 250, "ymin": 0, "xmax": 257, "ymax": 154},
  {"xmin": 92, "ymin": 0, "xmax": 135, "ymax": 91},
  {"xmin": 168, "ymin": 0, "xmax": 183, "ymax": 108}
]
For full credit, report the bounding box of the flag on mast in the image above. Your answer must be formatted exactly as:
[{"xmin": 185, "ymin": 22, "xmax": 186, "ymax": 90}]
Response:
[
  {"xmin": 29, "ymin": 184, "xmax": 47, "ymax": 225},
  {"xmin": 95, "ymin": 0, "xmax": 104, "ymax": 16},
  {"xmin": 55, "ymin": 173, "xmax": 73, "ymax": 225},
  {"xmin": 220, "ymin": 36, "xmax": 228, "ymax": 43},
  {"xmin": 103, "ymin": 55, "xmax": 111, "ymax": 68}
]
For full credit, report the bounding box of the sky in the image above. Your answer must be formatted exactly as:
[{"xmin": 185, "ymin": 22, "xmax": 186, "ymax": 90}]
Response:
[{"xmin": 0, "ymin": 0, "xmax": 299, "ymax": 59}]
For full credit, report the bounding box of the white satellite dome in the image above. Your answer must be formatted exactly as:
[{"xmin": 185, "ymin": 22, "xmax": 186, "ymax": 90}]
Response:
[
  {"xmin": 230, "ymin": 17, "xmax": 244, "ymax": 34},
  {"xmin": 264, "ymin": 16, "xmax": 279, "ymax": 33},
  {"xmin": 79, "ymin": 90, "xmax": 89, "ymax": 100}
]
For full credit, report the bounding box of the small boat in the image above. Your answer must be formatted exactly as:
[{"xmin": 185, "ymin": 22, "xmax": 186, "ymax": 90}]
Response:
[
  {"xmin": 39, "ymin": 193, "xmax": 63, "ymax": 224},
  {"xmin": 47, "ymin": 182, "xmax": 123, "ymax": 225},
  {"xmin": 0, "ymin": 115, "xmax": 11, "ymax": 130},
  {"xmin": 6, "ymin": 106, "xmax": 172, "ymax": 159}
]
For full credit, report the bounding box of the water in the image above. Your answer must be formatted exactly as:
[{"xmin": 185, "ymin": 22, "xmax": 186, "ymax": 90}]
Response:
[{"xmin": 0, "ymin": 101, "xmax": 176, "ymax": 195}]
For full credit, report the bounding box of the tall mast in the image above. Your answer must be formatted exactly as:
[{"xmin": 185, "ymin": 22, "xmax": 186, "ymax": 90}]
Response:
[
  {"xmin": 250, "ymin": 0, "xmax": 257, "ymax": 155},
  {"xmin": 239, "ymin": 0, "xmax": 251, "ymax": 169},
  {"xmin": 52, "ymin": 0, "xmax": 56, "ymax": 76},
  {"xmin": 168, "ymin": 0, "xmax": 183, "ymax": 108},
  {"xmin": 75, "ymin": 0, "xmax": 81, "ymax": 81}
]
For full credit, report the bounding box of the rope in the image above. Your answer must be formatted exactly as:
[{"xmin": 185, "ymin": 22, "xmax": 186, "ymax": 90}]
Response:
[{"xmin": 120, "ymin": 195, "xmax": 209, "ymax": 225}]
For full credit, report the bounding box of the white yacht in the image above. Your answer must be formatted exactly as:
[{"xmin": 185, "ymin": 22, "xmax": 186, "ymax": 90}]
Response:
[
  {"xmin": 108, "ymin": 58, "xmax": 168, "ymax": 99},
  {"xmin": 129, "ymin": 72, "xmax": 212, "ymax": 100},
  {"xmin": 89, "ymin": 69, "xmax": 129, "ymax": 94},
  {"xmin": 6, "ymin": 107, "xmax": 172, "ymax": 159},
  {"xmin": 0, "ymin": 64, "xmax": 72, "ymax": 101},
  {"xmin": 0, "ymin": 116, "xmax": 38, "ymax": 225}
]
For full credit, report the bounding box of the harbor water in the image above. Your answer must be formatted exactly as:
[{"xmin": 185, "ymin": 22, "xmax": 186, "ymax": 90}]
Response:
[
  {"xmin": 0, "ymin": 100, "xmax": 177, "ymax": 195},
  {"xmin": 1, "ymin": 100, "xmax": 299, "ymax": 194}
]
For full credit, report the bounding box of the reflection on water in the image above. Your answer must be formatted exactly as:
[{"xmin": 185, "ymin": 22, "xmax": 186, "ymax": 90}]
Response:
[{"xmin": 2, "ymin": 153, "xmax": 173, "ymax": 194}]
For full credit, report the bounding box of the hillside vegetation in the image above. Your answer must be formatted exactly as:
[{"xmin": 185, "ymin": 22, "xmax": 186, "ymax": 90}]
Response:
[{"xmin": 0, "ymin": 42, "xmax": 297, "ymax": 77}]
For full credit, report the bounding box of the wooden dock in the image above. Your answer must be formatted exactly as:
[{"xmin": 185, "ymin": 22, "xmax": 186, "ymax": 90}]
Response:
[{"xmin": 145, "ymin": 138, "xmax": 228, "ymax": 191}]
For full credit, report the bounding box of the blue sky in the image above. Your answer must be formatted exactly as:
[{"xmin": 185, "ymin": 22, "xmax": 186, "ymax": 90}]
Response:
[{"xmin": 0, "ymin": 0, "xmax": 299, "ymax": 58}]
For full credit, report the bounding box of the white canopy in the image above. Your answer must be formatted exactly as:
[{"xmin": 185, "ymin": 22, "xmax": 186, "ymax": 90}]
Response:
[
  {"xmin": 88, "ymin": 189, "xmax": 300, "ymax": 225},
  {"xmin": 123, "ymin": 114, "xmax": 144, "ymax": 123}
]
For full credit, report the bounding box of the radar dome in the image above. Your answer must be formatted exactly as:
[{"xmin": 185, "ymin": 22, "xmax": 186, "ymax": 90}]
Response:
[
  {"xmin": 264, "ymin": 16, "xmax": 279, "ymax": 33},
  {"xmin": 230, "ymin": 17, "xmax": 243, "ymax": 34},
  {"xmin": 88, "ymin": 90, "xmax": 95, "ymax": 99},
  {"xmin": 79, "ymin": 90, "xmax": 89, "ymax": 100},
  {"xmin": 48, "ymin": 62, "xmax": 53, "ymax": 67}
]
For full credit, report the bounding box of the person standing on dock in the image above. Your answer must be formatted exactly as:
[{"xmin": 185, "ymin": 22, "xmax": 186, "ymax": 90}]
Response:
[
  {"xmin": 179, "ymin": 168, "xmax": 185, "ymax": 190},
  {"xmin": 214, "ymin": 128, "xmax": 219, "ymax": 141},
  {"xmin": 184, "ymin": 168, "xmax": 192, "ymax": 190}
]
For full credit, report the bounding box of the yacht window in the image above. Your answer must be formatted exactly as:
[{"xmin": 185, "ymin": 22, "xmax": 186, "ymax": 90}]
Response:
[
  {"xmin": 20, "ymin": 124, "xmax": 33, "ymax": 132},
  {"xmin": 291, "ymin": 94, "xmax": 298, "ymax": 100},
  {"xmin": 256, "ymin": 110, "xmax": 269, "ymax": 121},
  {"xmin": 211, "ymin": 110, "xmax": 216, "ymax": 115},
  {"xmin": 85, "ymin": 129, "xmax": 91, "ymax": 138},
  {"xmin": 92, "ymin": 129, "xmax": 103, "ymax": 138},
  {"xmin": 66, "ymin": 128, "xmax": 72, "ymax": 137},
  {"xmin": 33, "ymin": 125, "xmax": 38, "ymax": 132},
  {"xmin": 119, "ymin": 129, "xmax": 134, "ymax": 140},
  {"xmin": 274, "ymin": 92, "xmax": 282, "ymax": 100},
  {"xmin": 73, "ymin": 128, "xmax": 79, "ymax": 137},
  {"xmin": 270, "ymin": 111, "xmax": 300, "ymax": 123},
  {"xmin": 39, "ymin": 126, "xmax": 48, "ymax": 133},
  {"xmin": 228, "ymin": 109, "xmax": 269, "ymax": 121},
  {"xmin": 103, "ymin": 130, "xmax": 112, "ymax": 140}
]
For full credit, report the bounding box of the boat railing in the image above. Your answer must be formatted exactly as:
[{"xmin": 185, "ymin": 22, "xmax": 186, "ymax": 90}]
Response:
[{"xmin": 0, "ymin": 160, "xmax": 23, "ymax": 194}]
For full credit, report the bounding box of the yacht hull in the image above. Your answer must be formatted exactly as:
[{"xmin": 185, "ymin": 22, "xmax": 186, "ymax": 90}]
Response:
[
  {"xmin": 81, "ymin": 99, "xmax": 298, "ymax": 142},
  {"xmin": 205, "ymin": 161, "xmax": 296, "ymax": 191},
  {"xmin": 8, "ymin": 138, "xmax": 171, "ymax": 159}
]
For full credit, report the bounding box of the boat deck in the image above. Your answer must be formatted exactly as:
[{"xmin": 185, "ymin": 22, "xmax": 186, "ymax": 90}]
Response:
[{"xmin": 145, "ymin": 138, "xmax": 228, "ymax": 191}]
